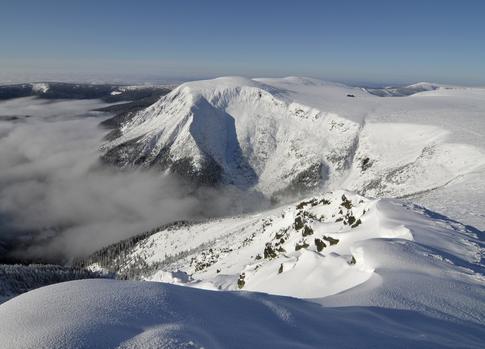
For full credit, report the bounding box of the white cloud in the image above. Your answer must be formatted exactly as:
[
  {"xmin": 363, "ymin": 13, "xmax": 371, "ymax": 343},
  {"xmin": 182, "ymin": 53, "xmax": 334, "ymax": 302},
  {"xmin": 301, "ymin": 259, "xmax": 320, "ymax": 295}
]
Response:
[{"xmin": 0, "ymin": 97, "xmax": 267, "ymax": 262}]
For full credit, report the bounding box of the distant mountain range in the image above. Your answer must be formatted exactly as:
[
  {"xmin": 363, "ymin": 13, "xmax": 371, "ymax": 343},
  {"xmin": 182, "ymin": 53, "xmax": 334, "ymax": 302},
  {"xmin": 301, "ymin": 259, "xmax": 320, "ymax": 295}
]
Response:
[
  {"xmin": 364, "ymin": 81, "xmax": 441, "ymax": 96},
  {"xmin": 0, "ymin": 82, "xmax": 171, "ymax": 102}
]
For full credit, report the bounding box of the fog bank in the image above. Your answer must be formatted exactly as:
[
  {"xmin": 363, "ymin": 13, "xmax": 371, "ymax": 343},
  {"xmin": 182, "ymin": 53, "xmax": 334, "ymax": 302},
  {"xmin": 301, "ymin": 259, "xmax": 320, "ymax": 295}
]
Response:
[{"xmin": 0, "ymin": 97, "xmax": 267, "ymax": 263}]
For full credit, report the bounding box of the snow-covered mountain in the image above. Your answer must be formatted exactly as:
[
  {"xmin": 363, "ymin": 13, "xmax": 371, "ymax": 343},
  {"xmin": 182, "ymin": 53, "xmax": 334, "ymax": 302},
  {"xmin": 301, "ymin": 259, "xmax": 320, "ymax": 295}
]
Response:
[
  {"xmin": 102, "ymin": 77, "xmax": 364, "ymax": 196},
  {"xmin": 1, "ymin": 77, "xmax": 484, "ymax": 348},
  {"xmin": 0, "ymin": 264, "xmax": 103, "ymax": 304},
  {"xmin": 102, "ymin": 77, "xmax": 485, "ymax": 208},
  {"xmin": 365, "ymin": 81, "xmax": 442, "ymax": 97},
  {"xmin": 2, "ymin": 190, "xmax": 483, "ymax": 348},
  {"xmin": 0, "ymin": 82, "xmax": 170, "ymax": 102},
  {"xmin": 83, "ymin": 190, "xmax": 484, "ymax": 304}
]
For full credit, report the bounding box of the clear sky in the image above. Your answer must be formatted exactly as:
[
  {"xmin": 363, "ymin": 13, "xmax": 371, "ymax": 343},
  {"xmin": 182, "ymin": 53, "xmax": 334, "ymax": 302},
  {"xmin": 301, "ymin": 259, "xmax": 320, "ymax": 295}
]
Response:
[{"xmin": 1, "ymin": 0, "xmax": 484, "ymax": 85}]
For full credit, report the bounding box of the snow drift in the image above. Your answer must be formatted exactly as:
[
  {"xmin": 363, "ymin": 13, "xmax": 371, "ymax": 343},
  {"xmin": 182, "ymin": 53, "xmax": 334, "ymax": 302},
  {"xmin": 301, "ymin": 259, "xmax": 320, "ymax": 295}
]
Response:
[
  {"xmin": 82, "ymin": 191, "xmax": 484, "ymax": 318},
  {"xmin": 0, "ymin": 279, "xmax": 483, "ymax": 349}
]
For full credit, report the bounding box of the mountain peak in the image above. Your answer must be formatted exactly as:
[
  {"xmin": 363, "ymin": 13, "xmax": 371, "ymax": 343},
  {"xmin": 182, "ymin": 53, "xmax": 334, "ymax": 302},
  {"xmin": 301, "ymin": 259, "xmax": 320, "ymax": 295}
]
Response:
[{"xmin": 102, "ymin": 77, "xmax": 362, "ymax": 196}]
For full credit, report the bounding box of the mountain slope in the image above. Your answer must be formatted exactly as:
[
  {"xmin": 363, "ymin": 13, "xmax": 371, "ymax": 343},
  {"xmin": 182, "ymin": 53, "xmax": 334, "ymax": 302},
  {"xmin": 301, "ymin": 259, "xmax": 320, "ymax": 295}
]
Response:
[
  {"xmin": 1, "ymin": 279, "xmax": 484, "ymax": 349},
  {"xmin": 0, "ymin": 82, "xmax": 171, "ymax": 102},
  {"xmin": 82, "ymin": 190, "xmax": 484, "ymax": 324},
  {"xmin": 0, "ymin": 264, "xmax": 103, "ymax": 304},
  {"xmin": 365, "ymin": 81, "xmax": 441, "ymax": 97},
  {"xmin": 3, "ymin": 190, "xmax": 483, "ymax": 348},
  {"xmin": 102, "ymin": 77, "xmax": 485, "ymax": 213},
  {"xmin": 102, "ymin": 77, "xmax": 364, "ymax": 195}
]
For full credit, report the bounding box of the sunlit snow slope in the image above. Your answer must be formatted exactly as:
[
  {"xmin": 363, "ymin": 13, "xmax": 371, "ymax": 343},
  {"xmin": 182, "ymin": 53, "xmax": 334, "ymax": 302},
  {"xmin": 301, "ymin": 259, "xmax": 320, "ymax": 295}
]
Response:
[
  {"xmin": 1, "ymin": 278, "xmax": 484, "ymax": 349},
  {"xmin": 84, "ymin": 191, "xmax": 484, "ymax": 320}
]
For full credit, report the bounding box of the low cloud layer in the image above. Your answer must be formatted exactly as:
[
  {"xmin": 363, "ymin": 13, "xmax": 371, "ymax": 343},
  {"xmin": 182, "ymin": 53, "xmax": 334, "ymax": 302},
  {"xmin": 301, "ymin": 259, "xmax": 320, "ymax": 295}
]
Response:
[{"xmin": 0, "ymin": 97, "xmax": 267, "ymax": 263}]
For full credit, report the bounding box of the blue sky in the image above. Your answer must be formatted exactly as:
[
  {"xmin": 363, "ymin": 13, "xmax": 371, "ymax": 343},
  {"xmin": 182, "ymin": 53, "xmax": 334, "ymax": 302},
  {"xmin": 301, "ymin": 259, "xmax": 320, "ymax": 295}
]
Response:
[{"xmin": 1, "ymin": 0, "xmax": 484, "ymax": 85}]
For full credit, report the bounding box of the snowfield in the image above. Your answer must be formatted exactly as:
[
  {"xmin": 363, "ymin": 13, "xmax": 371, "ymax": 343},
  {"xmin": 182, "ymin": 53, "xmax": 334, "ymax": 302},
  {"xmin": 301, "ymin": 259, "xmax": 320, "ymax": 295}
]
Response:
[{"xmin": 0, "ymin": 279, "xmax": 484, "ymax": 349}]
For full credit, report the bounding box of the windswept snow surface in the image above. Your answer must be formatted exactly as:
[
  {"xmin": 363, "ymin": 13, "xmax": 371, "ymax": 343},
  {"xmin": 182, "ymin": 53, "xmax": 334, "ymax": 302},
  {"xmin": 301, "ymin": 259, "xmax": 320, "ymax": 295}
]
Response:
[
  {"xmin": 103, "ymin": 76, "xmax": 485, "ymax": 228},
  {"xmin": 1, "ymin": 191, "xmax": 484, "ymax": 348},
  {"xmin": 83, "ymin": 191, "xmax": 484, "ymax": 311},
  {"xmin": 0, "ymin": 279, "xmax": 484, "ymax": 349}
]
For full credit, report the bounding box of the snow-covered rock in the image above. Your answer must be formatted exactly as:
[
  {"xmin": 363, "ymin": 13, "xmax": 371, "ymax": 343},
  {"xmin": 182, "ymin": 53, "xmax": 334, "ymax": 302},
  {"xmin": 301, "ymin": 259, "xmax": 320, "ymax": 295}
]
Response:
[
  {"xmin": 30, "ymin": 82, "xmax": 50, "ymax": 93},
  {"xmin": 83, "ymin": 190, "xmax": 484, "ymax": 323}
]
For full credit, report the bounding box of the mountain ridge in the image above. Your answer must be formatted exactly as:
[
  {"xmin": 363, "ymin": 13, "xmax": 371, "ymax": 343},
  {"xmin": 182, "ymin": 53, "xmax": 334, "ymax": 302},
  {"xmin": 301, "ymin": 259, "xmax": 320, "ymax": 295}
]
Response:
[{"xmin": 101, "ymin": 76, "xmax": 485, "ymax": 204}]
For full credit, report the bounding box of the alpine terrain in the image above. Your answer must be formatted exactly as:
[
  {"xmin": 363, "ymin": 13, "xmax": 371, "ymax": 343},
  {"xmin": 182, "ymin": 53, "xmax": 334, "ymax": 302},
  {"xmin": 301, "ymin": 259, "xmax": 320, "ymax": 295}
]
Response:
[
  {"xmin": 1, "ymin": 77, "xmax": 484, "ymax": 348},
  {"xmin": 102, "ymin": 77, "xmax": 485, "ymax": 227}
]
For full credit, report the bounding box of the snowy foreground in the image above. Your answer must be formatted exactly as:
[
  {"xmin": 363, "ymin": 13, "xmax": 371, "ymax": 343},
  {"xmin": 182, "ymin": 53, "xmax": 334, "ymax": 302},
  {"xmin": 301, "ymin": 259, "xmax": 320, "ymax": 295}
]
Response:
[
  {"xmin": 0, "ymin": 279, "xmax": 483, "ymax": 349},
  {"xmin": 1, "ymin": 191, "xmax": 484, "ymax": 348}
]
